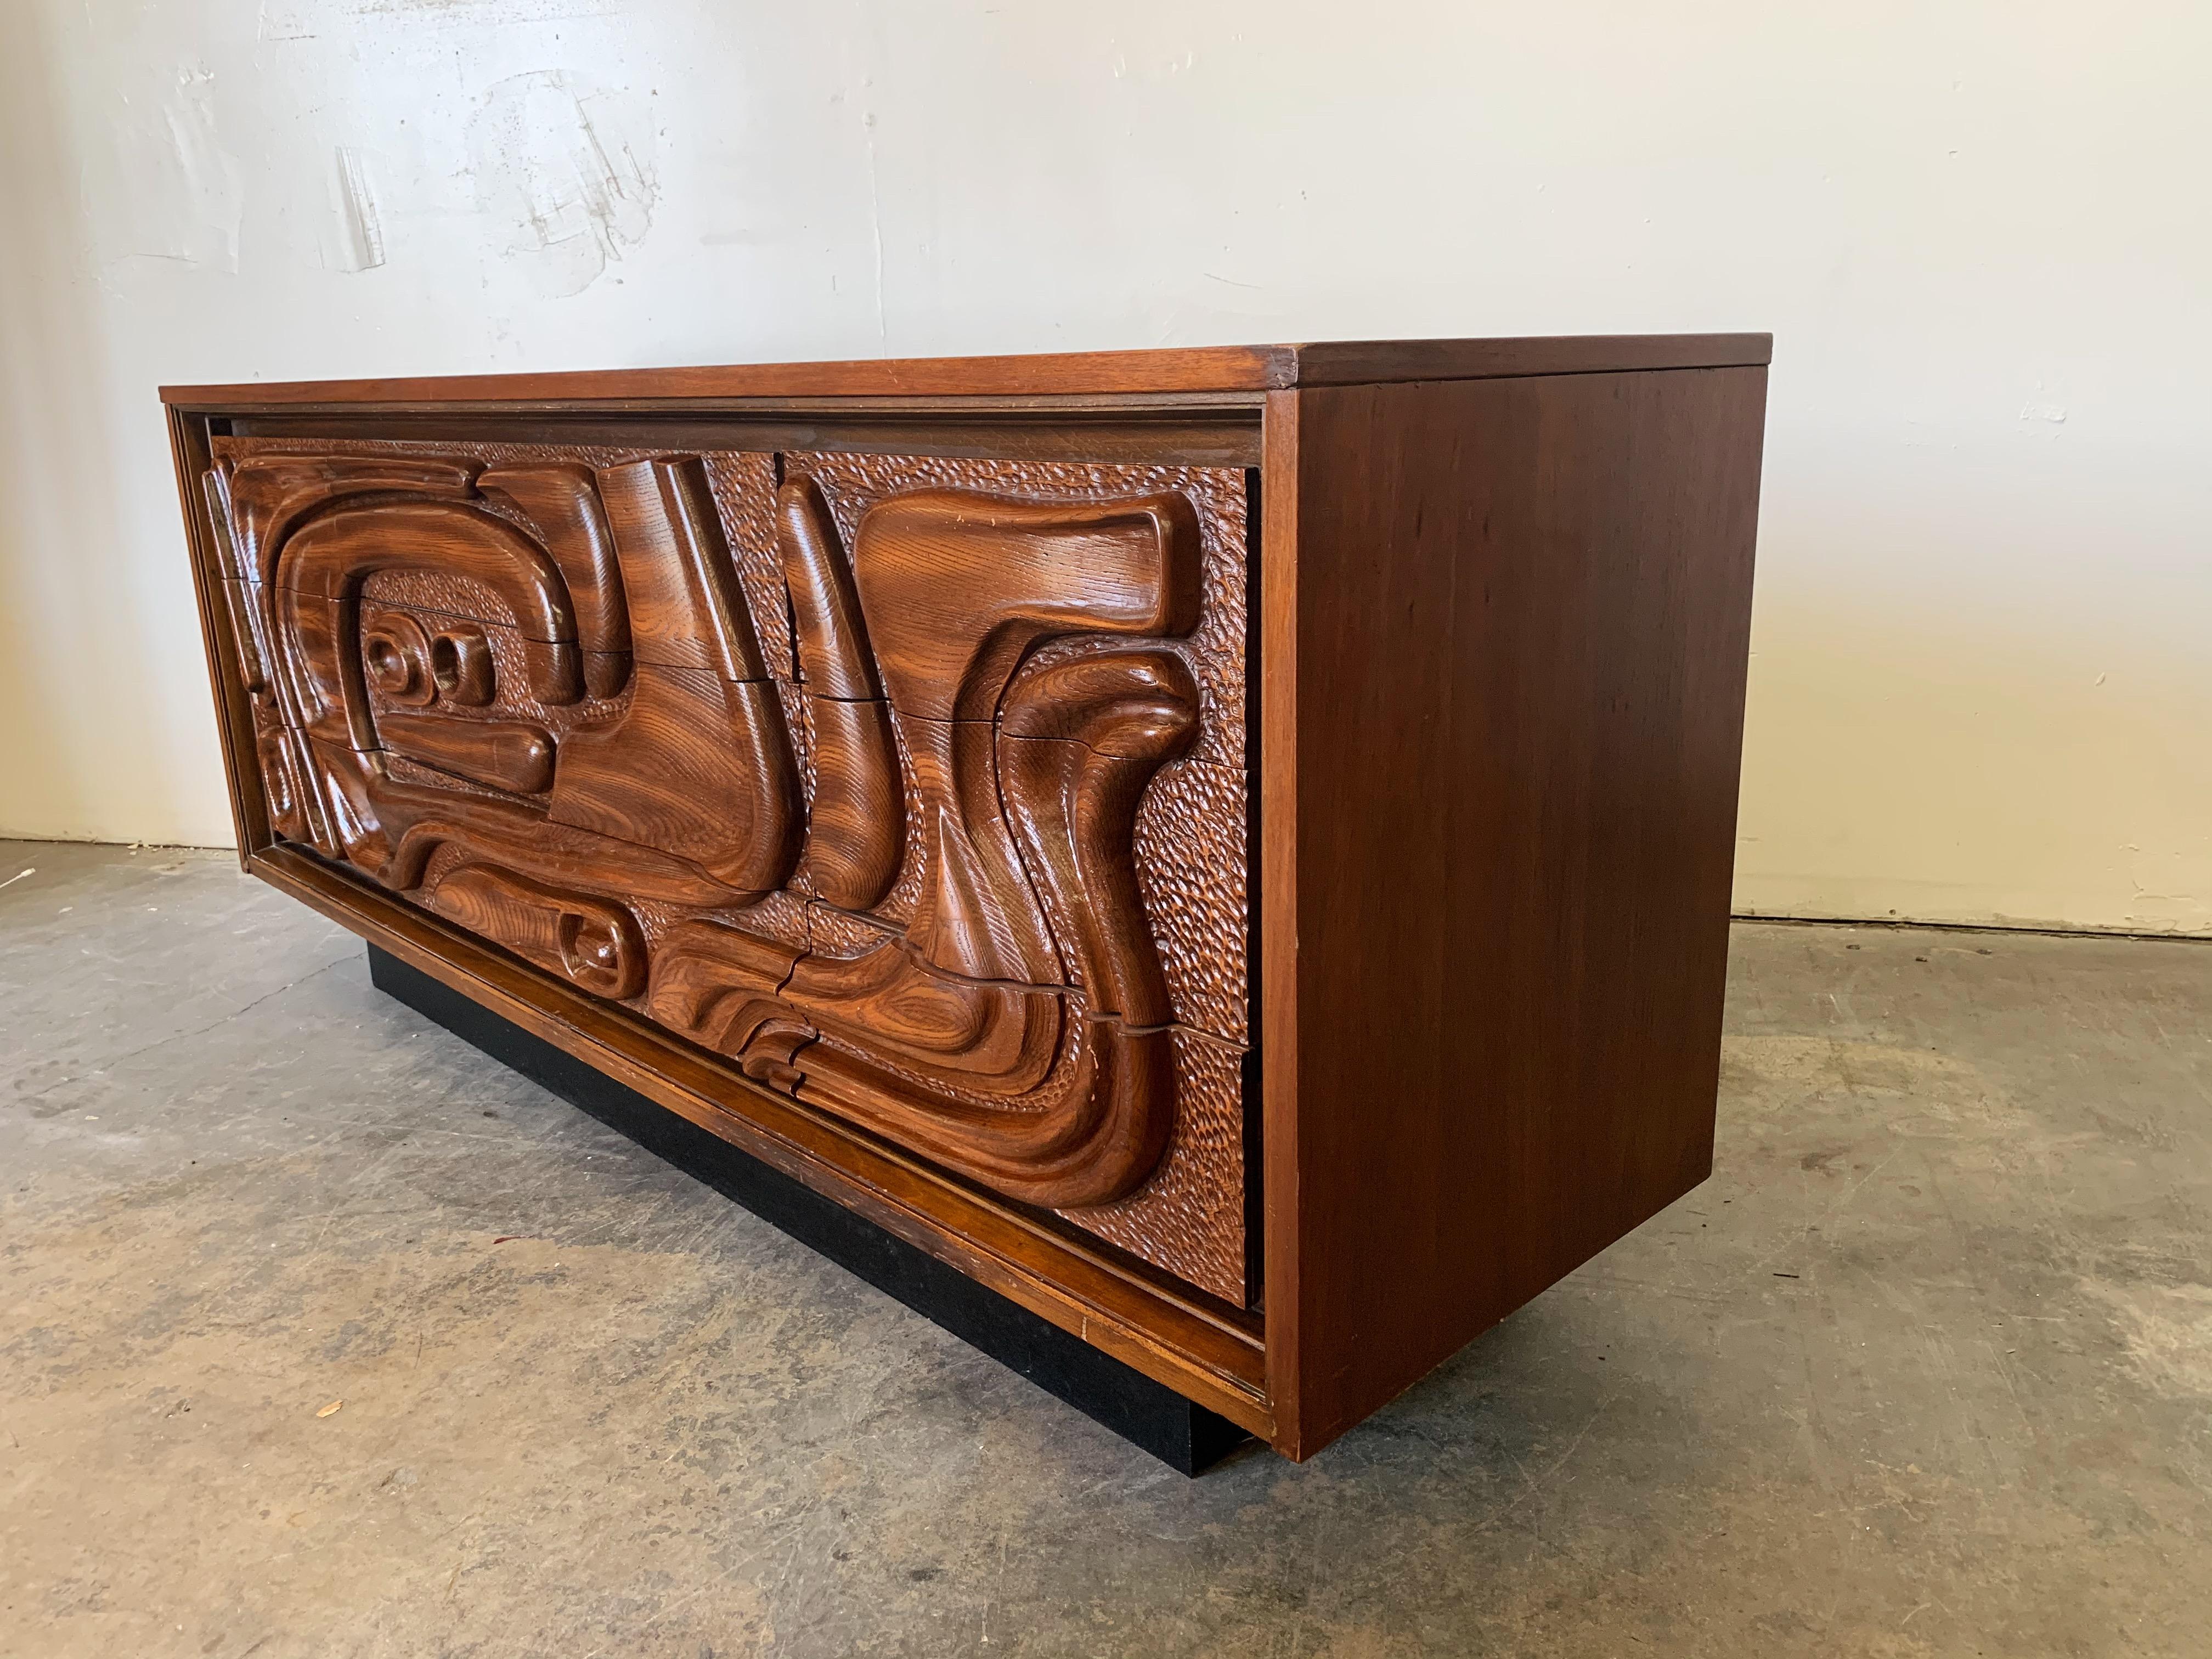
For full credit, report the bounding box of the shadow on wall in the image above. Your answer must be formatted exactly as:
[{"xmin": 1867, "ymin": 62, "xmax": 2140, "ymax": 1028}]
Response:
[{"xmin": 1736, "ymin": 592, "xmax": 2212, "ymax": 936}]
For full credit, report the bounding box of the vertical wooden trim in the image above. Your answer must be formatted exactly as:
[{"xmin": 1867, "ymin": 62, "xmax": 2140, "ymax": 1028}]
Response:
[
  {"xmin": 166, "ymin": 408, "xmax": 267, "ymax": 864},
  {"xmin": 1258, "ymin": 389, "xmax": 1305, "ymax": 1454}
]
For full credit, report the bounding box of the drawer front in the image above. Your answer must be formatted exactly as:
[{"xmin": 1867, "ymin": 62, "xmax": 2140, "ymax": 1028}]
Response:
[{"xmin": 203, "ymin": 436, "xmax": 1252, "ymax": 1305}]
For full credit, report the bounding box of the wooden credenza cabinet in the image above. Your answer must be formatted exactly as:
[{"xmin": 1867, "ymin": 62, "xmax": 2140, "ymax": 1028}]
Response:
[{"xmin": 163, "ymin": 336, "xmax": 1768, "ymax": 1461}]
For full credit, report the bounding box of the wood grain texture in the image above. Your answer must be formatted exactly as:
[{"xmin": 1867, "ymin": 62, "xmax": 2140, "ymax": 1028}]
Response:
[
  {"xmin": 223, "ymin": 454, "xmax": 478, "ymax": 581},
  {"xmin": 200, "ymin": 433, "xmax": 1252, "ymax": 1299},
  {"xmin": 596, "ymin": 457, "xmax": 768, "ymax": 679},
  {"xmin": 795, "ymin": 693, "xmax": 903, "ymax": 910},
  {"xmin": 775, "ymin": 477, "xmax": 902, "ymax": 907},
  {"xmin": 785, "ymin": 452, "xmax": 1250, "ymax": 768},
  {"xmin": 234, "ymin": 407, "xmax": 1265, "ymax": 469},
  {"xmin": 1285, "ymin": 333, "xmax": 1773, "ymax": 386},
  {"xmin": 359, "ymin": 608, "xmax": 438, "ymax": 707},
  {"xmin": 779, "ymin": 450, "xmax": 1253, "ymax": 1279},
  {"xmin": 429, "ymin": 864, "xmax": 649, "ymax": 999},
  {"xmin": 171, "ymin": 346, "xmax": 1768, "ymax": 1457},
  {"xmin": 376, "ymin": 711, "xmax": 556, "ymax": 794},
  {"xmin": 1269, "ymin": 367, "xmax": 1767, "ymax": 1455},
  {"xmin": 218, "ymin": 435, "xmax": 789, "ymax": 685},
  {"xmin": 477, "ymin": 461, "xmax": 633, "ymax": 695},
  {"xmin": 546, "ymin": 662, "xmax": 802, "ymax": 895},
  {"xmin": 851, "ymin": 488, "xmax": 1200, "ymax": 723},
  {"xmin": 246, "ymin": 839, "xmax": 1271, "ymax": 1432},
  {"xmin": 661, "ymin": 629, "xmax": 1198, "ymax": 1207},
  {"xmin": 174, "ymin": 393, "xmax": 273, "ymax": 866},
  {"xmin": 1257, "ymin": 388, "xmax": 1304, "ymax": 1438},
  {"xmin": 1071, "ymin": 1028, "xmax": 1251, "ymax": 1304},
  {"xmin": 160, "ymin": 336, "xmax": 1770, "ymax": 408}
]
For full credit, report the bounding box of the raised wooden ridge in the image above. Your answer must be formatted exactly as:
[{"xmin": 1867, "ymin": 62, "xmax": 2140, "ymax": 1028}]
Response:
[{"xmin": 160, "ymin": 334, "xmax": 1772, "ymax": 408}]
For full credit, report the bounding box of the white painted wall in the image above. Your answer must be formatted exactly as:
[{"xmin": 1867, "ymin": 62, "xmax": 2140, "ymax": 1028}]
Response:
[{"xmin": 2, "ymin": 1, "xmax": 2205, "ymax": 934}]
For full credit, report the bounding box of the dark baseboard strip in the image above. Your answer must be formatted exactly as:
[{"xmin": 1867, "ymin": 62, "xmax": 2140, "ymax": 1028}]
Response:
[{"xmin": 366, "ymin": 944, "xmax": 1252, "ymax": 1475}]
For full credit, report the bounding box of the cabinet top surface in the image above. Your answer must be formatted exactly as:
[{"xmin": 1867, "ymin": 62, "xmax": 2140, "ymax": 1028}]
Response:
[{"xmin": 160, "ymin": 334, "xmax": 1771, "ymax": 409}]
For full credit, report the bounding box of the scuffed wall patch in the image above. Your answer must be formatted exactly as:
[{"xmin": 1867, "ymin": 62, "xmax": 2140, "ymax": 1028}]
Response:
[
  {"xmin": 106, "ymin": 61, "xmax": 242, "ymax": 272},
  {"xmin": 467, "ymin": 70, "xmax": 656, "ymax": 297},
  {"xmin": 321, "ymin": 146, "xmax": 386, "ymax": 273}
]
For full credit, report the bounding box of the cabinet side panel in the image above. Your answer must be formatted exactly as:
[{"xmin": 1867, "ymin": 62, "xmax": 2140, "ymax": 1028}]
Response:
[{"xmin": 1285, "ymin": 368, "xmax": 1767, "ymax": 1454}]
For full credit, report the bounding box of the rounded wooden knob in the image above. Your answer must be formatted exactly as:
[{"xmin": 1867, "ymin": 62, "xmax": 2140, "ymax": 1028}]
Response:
[
  {"xmin": 557, "ymin": 908, "xmax": 644, "ymax": 999},
  {"xmin": 429, "ymin": 627, "xmax": 496, "ymax": 706},
  {"xmin": 360, "ymin": 614, "xmax": 435, "ymax": 706}
]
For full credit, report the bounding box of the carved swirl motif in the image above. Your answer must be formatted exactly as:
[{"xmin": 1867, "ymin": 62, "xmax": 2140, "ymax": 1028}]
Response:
[{"xmin": 213, "ymin": 446, "xmax": 1223, "ymax": 1212}]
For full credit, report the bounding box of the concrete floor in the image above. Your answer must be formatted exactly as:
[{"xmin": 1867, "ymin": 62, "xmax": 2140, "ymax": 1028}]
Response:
[{"xmin": 3, "ymin": 841, "xmax": 2208, "ymax": 1658}]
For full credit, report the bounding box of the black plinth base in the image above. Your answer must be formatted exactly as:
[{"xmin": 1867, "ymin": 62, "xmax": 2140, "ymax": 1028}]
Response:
[{"xmin": 366, "ymin": 944, "xmax": 1252, "ymax": 1475}]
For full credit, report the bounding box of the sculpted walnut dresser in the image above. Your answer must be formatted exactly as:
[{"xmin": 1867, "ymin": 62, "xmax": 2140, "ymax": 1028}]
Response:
[{"xmin": 162, "ymin": 336, "xmax": 1768, "ymax": 1469}]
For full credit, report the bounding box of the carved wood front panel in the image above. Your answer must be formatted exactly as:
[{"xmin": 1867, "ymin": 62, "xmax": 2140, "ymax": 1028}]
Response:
[{"xmin": 207, "ymin": 436, "xmax": 1252, "ymax": 1304}]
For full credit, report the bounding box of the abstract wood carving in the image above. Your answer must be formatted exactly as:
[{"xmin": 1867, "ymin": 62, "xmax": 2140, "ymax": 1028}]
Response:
[
  {"xmin": 169, "ymin": 336, "xmax": 1770, "ymax": 1460},
  {"xmin": 203, "ymin": 436, "xmax": 1251, "ymax": 1278}
]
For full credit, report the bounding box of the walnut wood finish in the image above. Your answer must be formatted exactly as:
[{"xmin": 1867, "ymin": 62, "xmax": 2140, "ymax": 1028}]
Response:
[
  {"xmin": 1262, "ymin": 366, "xmax": 1768, "ymax": 1455},
  {"xmin": 202, "ymin": 430, "xmax": 1251, "ymax": 1291},
  {"xmin": 161, "ymin": 334, "xmax": 1771, "ymax": 408},
  {"xmin": 165, "ymin": 338, "xmax": 1767, "ymax": 1462}
]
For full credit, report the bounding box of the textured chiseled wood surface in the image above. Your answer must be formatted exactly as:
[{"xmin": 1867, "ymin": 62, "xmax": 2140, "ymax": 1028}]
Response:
[{"xmin": 208, "ymin": 434, "xmax": 1251, "ymax": 1303}]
